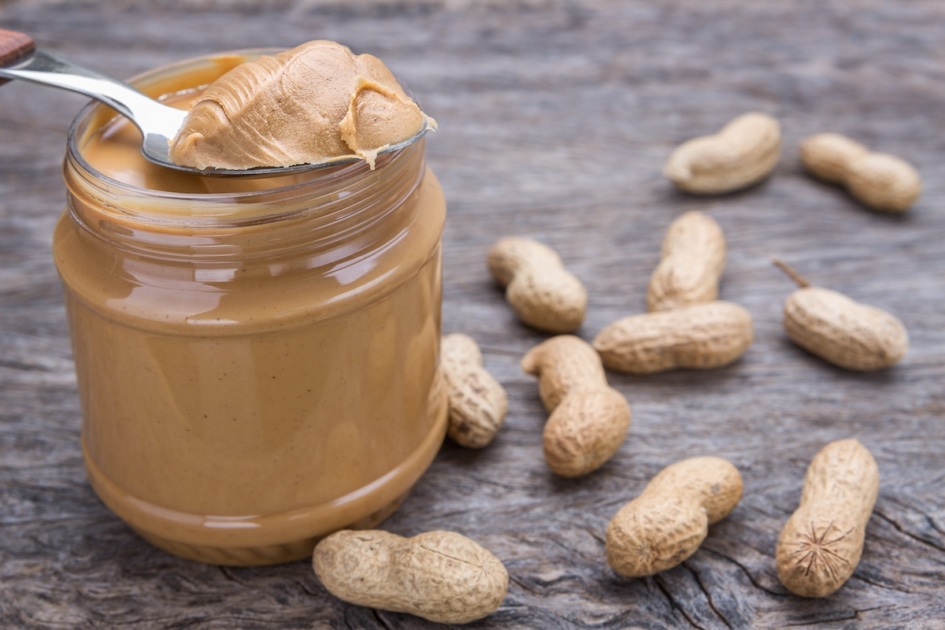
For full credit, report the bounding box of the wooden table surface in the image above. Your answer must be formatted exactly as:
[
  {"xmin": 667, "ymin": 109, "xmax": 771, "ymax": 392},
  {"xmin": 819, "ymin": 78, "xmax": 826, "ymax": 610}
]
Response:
[{"xmin": 2, "ymin": 1, "xmax": 945, "ymax": 628}]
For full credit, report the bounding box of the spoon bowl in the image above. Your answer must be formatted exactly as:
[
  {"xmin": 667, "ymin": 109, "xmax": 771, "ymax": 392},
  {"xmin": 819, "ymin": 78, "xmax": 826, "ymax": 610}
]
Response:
[{"xmin": 0, "ymin": 29, "xmax": 431, "ymax": 177}]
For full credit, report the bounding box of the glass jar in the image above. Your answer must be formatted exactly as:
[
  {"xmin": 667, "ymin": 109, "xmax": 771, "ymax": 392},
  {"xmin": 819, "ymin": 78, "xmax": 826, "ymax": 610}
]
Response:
[{"xmin": 53, "ymin": 52, "xmax": 447, "ymax": 565}]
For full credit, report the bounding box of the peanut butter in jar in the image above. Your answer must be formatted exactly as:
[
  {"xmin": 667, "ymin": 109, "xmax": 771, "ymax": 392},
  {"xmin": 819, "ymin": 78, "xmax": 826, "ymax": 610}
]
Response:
[{"xmin": 54, "ymin": 50, "xmax": 447, "ymax": 565}]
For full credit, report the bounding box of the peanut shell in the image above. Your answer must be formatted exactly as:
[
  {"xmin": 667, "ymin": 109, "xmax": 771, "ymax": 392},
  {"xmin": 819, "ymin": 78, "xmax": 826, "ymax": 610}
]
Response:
[
  {"xmin": 606, "ymin": 456, "xmax": 743, "ymax": 577},
  {"xmin": 593, "ymin": 301, "xmax": 754, "ymax": 374},
  {"xmin": 664, "ymin": 112, "xmax": 781, "ymax": 194},
  {"xmin": 800, "ymin": 132, "xmax": 921, "ymax": 212},
  {"xmin": 776, "ymin": 439, "xmax": 879, "ymax": 598},
  {"xmin": 441, "ymin": 333, "xmax": 508, "ymax": 448},
  {"xmin": 783, "ymin": 286, "xmax": 907, "ymax": 371},
  {"xmin": 487, "ymin": 237, "xmax": 586, "ymax": 333},
  {"xmin": 313, "ymin": 529, "xmax": 508, "ymax": 624},
  {"xmin": 522, "ymin": 335, "xmax": 631, "ymax": 478},
  {"xmin": 647, "ymin": 210, "xmax": 726, "ymax": 312}
]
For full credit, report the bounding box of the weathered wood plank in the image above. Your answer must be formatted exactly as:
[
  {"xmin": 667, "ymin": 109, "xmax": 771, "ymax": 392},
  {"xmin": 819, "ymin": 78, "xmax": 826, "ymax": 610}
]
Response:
[{"xmin": 2, "ymin": 1, "xmax": 945, "ymax": 627}]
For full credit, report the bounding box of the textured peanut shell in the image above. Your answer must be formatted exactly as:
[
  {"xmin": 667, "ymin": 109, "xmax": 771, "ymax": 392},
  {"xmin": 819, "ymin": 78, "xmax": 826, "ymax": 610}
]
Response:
[
  {"xmin": 441, "ymin": 334, "xmax": 508, "ymax": 448},
  {"xmin": 800, "ymin": 133, "xmax": 921, "ymax": 212},
  {"xmin": 542, "ymin": 386, "xmax": 632, "ymax": 478},
  {"xmin": 487, "ymin": 237, "xmax": 587, "ymax": 333},
  {"xmin": 847, "ymin": 153, "xmax": 922, "ymax": 212},
  {"xmin": 313, "ymin": 529, "xmax": 508, "ymax": 624},
  {"xmin": 776, "ymin": 439, "xmax": 879, "ymax": 598},
  {"xmin": 664, "ymin": 112, "xmax": 781, "ymax": 194},
  {"xmin": 647, "ymin": 211, "xmax": 726, "ymax": 312},
  {"xmin": 521, "ymin": 334, "xmax": 607, "ymax": 411},
  {"xmin": 522, "ymin": 336, "xmax": 631, "ymax": 477},
  {"xmin": 606, "ymin": 457, "xmax": 743, "ymax": 577},
  {"xmin": 593, "ymin": 301, "xmax": 754, "ymax": 374},
  {"xmin": 783, "ymin": 286, "xmax": 907, "ymax": 371},
  {"xmin": 800, "ymin": 133, "xmax": 869, "ymax": 184}
]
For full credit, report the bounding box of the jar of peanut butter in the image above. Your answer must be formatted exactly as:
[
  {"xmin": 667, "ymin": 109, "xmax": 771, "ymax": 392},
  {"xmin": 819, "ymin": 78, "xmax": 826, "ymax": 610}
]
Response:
[{"xmin": 53, "ymin": 52, "xmax": 448, "ymax": 565}]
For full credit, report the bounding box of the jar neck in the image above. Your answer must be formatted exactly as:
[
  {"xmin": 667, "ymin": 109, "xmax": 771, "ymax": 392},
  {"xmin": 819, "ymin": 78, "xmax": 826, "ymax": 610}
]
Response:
[{"xmin": 63, "ymin": 136, "xmax": 427, "ymax": 265}]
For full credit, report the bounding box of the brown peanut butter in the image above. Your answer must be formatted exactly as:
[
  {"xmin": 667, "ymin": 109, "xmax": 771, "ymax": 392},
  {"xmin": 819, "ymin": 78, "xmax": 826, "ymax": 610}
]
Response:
[
  {"xmin": 169, "ymin": 40, "xmax": 433, "ymax": 170},
  {"xmin": 54, "ymin": 50, "xmax": 447, "ymax": 565}
]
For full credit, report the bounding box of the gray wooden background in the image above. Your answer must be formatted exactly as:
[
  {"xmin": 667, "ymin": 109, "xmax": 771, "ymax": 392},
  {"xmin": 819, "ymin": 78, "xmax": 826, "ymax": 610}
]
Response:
[{"xmin": 1, "ymin": 1, "xmax": 944, "ymax": 628}]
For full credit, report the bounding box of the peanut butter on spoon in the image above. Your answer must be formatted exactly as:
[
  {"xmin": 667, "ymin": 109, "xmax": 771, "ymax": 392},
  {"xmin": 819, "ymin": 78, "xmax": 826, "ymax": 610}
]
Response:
[{"xmin": 168, "ymin": 40, "xmax": 434, "ymax": 170}]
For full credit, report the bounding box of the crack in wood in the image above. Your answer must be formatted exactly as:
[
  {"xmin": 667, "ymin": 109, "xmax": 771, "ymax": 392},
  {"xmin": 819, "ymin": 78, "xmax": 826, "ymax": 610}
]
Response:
[
  {"xmin": 369, "ymin": 608, "xmax": 395, "ymax": 630},
  {"xmin": 217, "ymin": 565, "xmax": 244, "ymax": 585},
  {"xmin": 781, "ymin": 610, "xmax": 859, "ymax": 627},
  {"xmin": 928, "ymin": 515, "xmax": 945, "ymax": 538},
  {"xmin": 0, "ymin": 359, "xmax": 56, "ymax": 372},
  {"xmin": 508, "ymin": 574, "xmax": 543, "ymax": 595},
  {"xmin": 702, "ymin": 547, "xmax": 786, "ymax": 598},
  {"xmin": 853, "ymin": 572, "xmax": 916, "ymax": 595},
  {"xmin": 582, "ymin": 525, "xmax": 606, "ymax": 547},
  {"xmin": 873, "ymin": 508, "xmax": 945, "ymax": 554},
  {"xmin": 654, "ymin": 573, "xmax": 707, "ymax": 630},
  {"xmin": 682, "ymin": 560, "xmax": 733, "ymax": 630}
]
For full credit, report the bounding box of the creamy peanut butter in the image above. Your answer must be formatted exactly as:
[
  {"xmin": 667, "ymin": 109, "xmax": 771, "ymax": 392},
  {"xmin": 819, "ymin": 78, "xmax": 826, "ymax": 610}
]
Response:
[
  {"xmin": 55, "ymin": 50, "xmax": 446, "ymax": 565},
  {"xmin": 168, "ymin": 40, "xmax": 433, "ymax": 170}
]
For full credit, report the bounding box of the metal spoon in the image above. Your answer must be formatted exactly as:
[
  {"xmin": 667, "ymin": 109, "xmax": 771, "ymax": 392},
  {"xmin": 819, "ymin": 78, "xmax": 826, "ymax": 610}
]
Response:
[{"xmin": 0, "ymin": 29, "xmax": 430, "ymax": 177}]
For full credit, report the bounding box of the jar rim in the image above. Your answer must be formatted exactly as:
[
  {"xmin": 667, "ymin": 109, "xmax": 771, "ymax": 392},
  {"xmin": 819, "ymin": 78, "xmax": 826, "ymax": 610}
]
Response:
[{"xmin": 64, "ymin": 48, "xmax": 407, "ymax": 206}]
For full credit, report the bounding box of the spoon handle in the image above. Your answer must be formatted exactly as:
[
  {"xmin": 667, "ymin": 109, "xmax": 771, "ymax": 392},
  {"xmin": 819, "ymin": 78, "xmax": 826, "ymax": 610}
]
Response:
[
  {"xmin": 0, "ymin": 29, "xmax": 36, "ymax": 85},
  {"xmin": 0, "ymin": 30, "xmax": 186, "ymax": 150}
]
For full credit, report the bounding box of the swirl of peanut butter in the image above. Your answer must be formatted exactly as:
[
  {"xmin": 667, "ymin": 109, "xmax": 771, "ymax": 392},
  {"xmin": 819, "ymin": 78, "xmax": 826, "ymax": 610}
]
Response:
[{"xmin": 168, "ymin": 40, "xmax": 433, "ymax": 170}]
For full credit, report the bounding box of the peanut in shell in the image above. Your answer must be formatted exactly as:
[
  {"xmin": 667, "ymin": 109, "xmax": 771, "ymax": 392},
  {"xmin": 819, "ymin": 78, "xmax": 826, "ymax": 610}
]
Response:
[
  {"xmin": 648, "ymin": 210, "xmax": 726, "ymax": 312},
  {"xmin": 593, "ymin": 301, "xmax": 754, "ymax": 374}
]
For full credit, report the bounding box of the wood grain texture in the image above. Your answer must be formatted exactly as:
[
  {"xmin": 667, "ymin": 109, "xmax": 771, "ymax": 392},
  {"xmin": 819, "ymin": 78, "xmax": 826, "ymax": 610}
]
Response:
[{"xmin": 2, "ymin": 1, "xmax": 945, "ymax": 628}]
